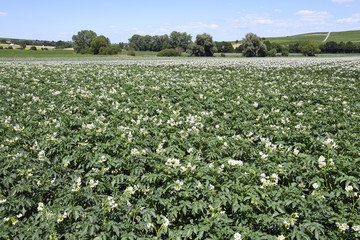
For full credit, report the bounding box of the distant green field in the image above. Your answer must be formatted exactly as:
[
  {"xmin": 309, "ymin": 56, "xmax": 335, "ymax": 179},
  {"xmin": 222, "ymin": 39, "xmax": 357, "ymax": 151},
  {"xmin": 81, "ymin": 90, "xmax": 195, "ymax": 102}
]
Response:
[
  {"xmin": 0, "ymin": 49, "xmax": 158, "ymax": 58},
  {"xmin": 0, "ymin": 49, "xmax": 89, "ymax": 58},
  {"xmin": 263, "ymin": 30, "xmax": 360, "ymax": 44},
  {"xmin": 327, "ymin": 30, "xmax": 360, "ymax": 42}
]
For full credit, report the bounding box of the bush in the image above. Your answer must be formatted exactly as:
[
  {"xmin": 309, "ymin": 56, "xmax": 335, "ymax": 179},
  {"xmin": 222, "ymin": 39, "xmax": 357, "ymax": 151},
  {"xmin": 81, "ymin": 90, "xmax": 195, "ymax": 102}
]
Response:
[
  {"xmin": 282, "ymin": 49, "xmax": 289, "ymax": 57},
  {"xmin": 299, "ymin": 40, "xmax": 320, "ymax": 56},
  {"xmin": 127, "ymin": 48, "xmax": 136, "ymax": 56},
  {"xmin": 235, "ymin": 45, "xmax": 243, "ymax": 53},
  {"xmin": 99, "ymin": 46, "xmax": 113, "ymax": 55},
  {"xmin": 99, "ymin": 45, "xmax": 121, "ymax": 55},
  {"xmin": 8, "ymin": 46, "xmax": 13, "ymax": 50},
  {"xmin": 110, "ymin": 45, "xmax": 122, "ymax": 54},
  {"xmin": 220, "ymin": 53, "xmax": 226, "ymax": 57},
  {"xmin": 79, "ymin": 48, "xmax": 92, "ymax": 54},
  {"xmin": 90, "ymin": 35, "xmax": 110, "ymax": 55},
  {"xmin": 30, "ymin": 46, "xmax": 37, "ymax": 51},
  {"xmin": 175, "ymin": 47, "xmax": 184, "ymax": 56},
  {"xmin": 157, "ymin": 49, "xmax": 178, "ymax": 57},
  {"xmin": 216, "ymin": 41, "xmax": 235, "ymax": 53},
  {"xmin": 0, "ymin": 46, "xmax": 3, "ymax": 49},
  {"xmin": 267, "ymin": 49, "xmax": 277, "ymax": 57},
  {"xmin": 19, "ymin": 40, "xmax": 26, "ymax": 49}
]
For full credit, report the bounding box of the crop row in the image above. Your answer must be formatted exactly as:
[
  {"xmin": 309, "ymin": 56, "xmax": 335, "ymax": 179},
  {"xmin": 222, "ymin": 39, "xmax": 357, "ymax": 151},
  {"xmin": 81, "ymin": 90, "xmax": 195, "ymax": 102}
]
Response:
[{"xmin": 0, "ymin": 57, "xmax": 359, "ymax": 239}]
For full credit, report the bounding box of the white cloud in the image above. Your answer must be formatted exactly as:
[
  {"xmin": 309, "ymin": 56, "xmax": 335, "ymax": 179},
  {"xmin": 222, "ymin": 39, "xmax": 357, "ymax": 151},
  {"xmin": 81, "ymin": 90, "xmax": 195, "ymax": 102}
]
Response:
[
  {"xmin": 254, "ymin": 19, "xmax": 274, "ymax": 24},
  {"xmin": 274, "ymin": 9, "xmax": 282, "ymax": 13},
  {"xmin": 332, "ymin": 0, "xmax": 354, "ymax": 2},
  {"xmin": 209, "ymin": 24, "xmax": 220, "ymax": 29},
  {"xmin": 130, "ymin": 27, "xmax": 145, "ymax": 35},
  {"xmin": 338, "ymin": 13, "xmax": 360, "ymax": 23},
  {"xmin": 230, "ymin": 14, "xmax": 276, "ymax": 27},
  {"xmin": 0, "ymin": 12, "xmax": 8, "ymax": 16},
  {"xmin": 297, "ymin": 10, "xmax": 315, "ymax": 15},
  {"xmin": 108, "ymin": 25, "xmax": 118, "ymax": 29},
  {"xmin": 178, "ymin": 22, "xmax": 219, "ymax": 30},
  {"xmin": 236, "ymin": 9, "xmax": 246, "ymax": 14},
  {"xmin": 296, "ymin": 10, "xmax": 333, "ymax": 23}
]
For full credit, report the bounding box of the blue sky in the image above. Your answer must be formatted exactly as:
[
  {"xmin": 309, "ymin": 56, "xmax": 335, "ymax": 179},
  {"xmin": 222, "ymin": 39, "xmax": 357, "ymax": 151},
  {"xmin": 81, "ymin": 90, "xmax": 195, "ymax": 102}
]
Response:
[{"xmin": 1, "ymin": 0, "xmax": 359, "ymax": 42}]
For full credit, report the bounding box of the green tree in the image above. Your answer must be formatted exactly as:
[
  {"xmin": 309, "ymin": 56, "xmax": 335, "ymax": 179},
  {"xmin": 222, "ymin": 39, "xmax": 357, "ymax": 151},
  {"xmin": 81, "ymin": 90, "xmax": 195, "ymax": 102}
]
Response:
[
  {"xmin": 187, "ymin": 33, "xmax": 217, "ymax": 57},
  {"xmin": 267, "ymin": 48, "xmax": 277, "ymax": 57},
  {"xmin": 337, "ymin": 41, "xmax": 346, "ymax": 53},
  {"xmin": 169, "ymin": 31, "xmax": 192, "ymax": 51},
  {"xmin": 55, "ymin": 40, "xmax": 72, "ymax": 49},
  {"xmin": 345, "ymin": 41, "xmax": 355, "ymax": 53},
  {"xmin": 151, "ymin": 35, "xmax": 169, "ymax": 51},
  {"xmin": 143, "ymin": 35, "xmax": 152, "ymax": 51},
  {"xmin": 271, "ymin": 42, "xmax": 283, "ymax": 53},
  {"xmin": 215, "ymin": 42, "xmax": 234, "ymax": 53},
  {"xmin": 289, "ymin": 42, "xmax": 300, "ymax": 53},
  {"xmin": 298, "ymin": 40, "xmax": 320, "ymax": 56},
  {"xmin": 19, "ymin": 40, "xmax": 26, "ymax": 49},
  {"xmin": 90, "ymin": 35, "xmax": 110, "ymax": 55},
  {"xmin": 281, "ymin": 47, "xmax": 289, "ymax": 56},
  {"xmin": 321, "ymin": 41, "xmax": 338, "ymax": 53},
  {"xmin": 72, "ymin": 30, "xmax": 97, "ymax": 54},
  {"xmin": 355, "ymin": 42, "xmax": 360, "ymax": 53},
  {"xmin": 263, "ymin": 40, "xmax": 271, "ymax": 51},
  {"xmin": 242, "ymin": 33, "xmax": 267, "ymax": 57},
  {"xmin": 235, "ymin": 44, "xmax": 244, "ymax": 53},
  {"xmin": 128, "ymin": 34, "xmax": 145, "ymax": 51}
]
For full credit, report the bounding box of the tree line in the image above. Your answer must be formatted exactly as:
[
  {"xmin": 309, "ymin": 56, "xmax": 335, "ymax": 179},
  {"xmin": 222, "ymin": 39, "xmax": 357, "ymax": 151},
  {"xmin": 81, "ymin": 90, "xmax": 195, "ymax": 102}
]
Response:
[
  {"xmin": 128, "ymin": 31, "xmax": 192, "ymax": 52},
  {"xmin": 0, "ymin": 39, "xmax": 73, "ymax": 49},
  {"xmin": 2, "ymin": 31, "xmax": 359, "ymax": 57},
  {"xmin": 71, "ymin": 30, "xmax": 219, "ymax": 56},
  {"xmin": 70, "ymin": 30, "xmax": 360, "ymax": 57}
]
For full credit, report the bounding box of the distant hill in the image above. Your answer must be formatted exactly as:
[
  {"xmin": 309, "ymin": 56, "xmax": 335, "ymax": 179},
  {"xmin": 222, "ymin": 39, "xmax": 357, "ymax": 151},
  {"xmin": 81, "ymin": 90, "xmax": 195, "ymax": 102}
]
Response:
[
  {"xmin": 0, "ymin": 37, "xmax": 58, "ymax": 47},
  {"xmin": 263, "ymin": 30, "xmax": 360, "ymax": 45}
]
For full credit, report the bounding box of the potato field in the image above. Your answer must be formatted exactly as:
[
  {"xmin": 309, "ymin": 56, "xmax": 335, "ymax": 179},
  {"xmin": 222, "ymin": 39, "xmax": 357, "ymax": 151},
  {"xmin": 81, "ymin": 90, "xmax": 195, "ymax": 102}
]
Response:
[{"xmin": 0, "ymin": 57, "xmax": 359, "ymax": 239}]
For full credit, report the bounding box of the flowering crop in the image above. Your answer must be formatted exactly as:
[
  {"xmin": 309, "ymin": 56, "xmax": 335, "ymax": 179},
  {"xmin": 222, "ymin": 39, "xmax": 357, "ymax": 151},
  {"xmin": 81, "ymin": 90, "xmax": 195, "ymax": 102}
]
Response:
[{"xmin": 0, "ymin": 57, "xmax": 360, "ymax": 239}]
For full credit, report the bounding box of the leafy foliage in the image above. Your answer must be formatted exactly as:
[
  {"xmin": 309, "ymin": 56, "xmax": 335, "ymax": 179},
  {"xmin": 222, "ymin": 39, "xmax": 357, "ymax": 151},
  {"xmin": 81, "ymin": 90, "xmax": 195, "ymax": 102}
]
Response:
[
  {"xmin": 0, "ymin": 57, "xmax": 360, "ymax": 239},
  {"xmin": 267, "ymin": 48, "xmax": 277, "ymax": 57},
  {"xmin": 99, "ymin": 45, "xmax": 122, "ymax": 55},
  {"xmin": 19, "ymin": 40, "xmax": 26, "ymax": 49},
  {"xmin": 157, "ymin": 49, "xmax": 178, "ymax": 57},
  {"xmin": 90, "ymin": 36, "xmax": 110, "ymax": 55},
  {"xmin": 215, "ymin": 42, "xmax": 235, "ymax": 53},
  {"xmin": 128, "ymin": 32, "xmax": 192, "ymax": 52},
  {"xmin": 55, "ymin": 40, "xmax": 73, "ymax": 49},
  {"xmin": 169, "ymin": 31, "xmax": 192, "ymax": 51},
  {"xmin": 242, "ymin": 33, "xmax": 267, "ymax": 57},
  {"xmin": 187, "ymin": 33, "xmax": 217, "ymax": 57},
  {"xmin": 72, "ymin": 30, "xmax": 97, "ymax": 54},
  {"xmin": 299, "ymin": 40, "xmax": 321, "ymax": 56}
]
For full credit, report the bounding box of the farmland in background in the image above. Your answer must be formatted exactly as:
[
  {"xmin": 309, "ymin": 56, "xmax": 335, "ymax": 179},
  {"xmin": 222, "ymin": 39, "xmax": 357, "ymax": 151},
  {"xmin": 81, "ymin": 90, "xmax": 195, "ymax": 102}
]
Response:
[{"xmin": 260, "ymin": 30, "xmax": 360, "ymax": 45}]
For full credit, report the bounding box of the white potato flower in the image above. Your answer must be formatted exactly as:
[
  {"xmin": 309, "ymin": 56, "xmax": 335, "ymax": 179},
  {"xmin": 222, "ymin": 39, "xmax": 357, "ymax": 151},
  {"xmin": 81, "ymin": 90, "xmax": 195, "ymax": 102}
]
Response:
[{"xmin": 234, "ymin": 232, "xmax": 241, "ymax": 240}]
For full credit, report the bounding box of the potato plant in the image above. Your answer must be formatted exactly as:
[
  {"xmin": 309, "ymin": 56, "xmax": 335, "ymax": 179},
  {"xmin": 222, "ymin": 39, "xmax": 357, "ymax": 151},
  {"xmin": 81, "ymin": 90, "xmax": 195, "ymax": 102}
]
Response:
[{"xmin": 0, "ymin": 57, "xmax": 359, "ymax": 239}]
